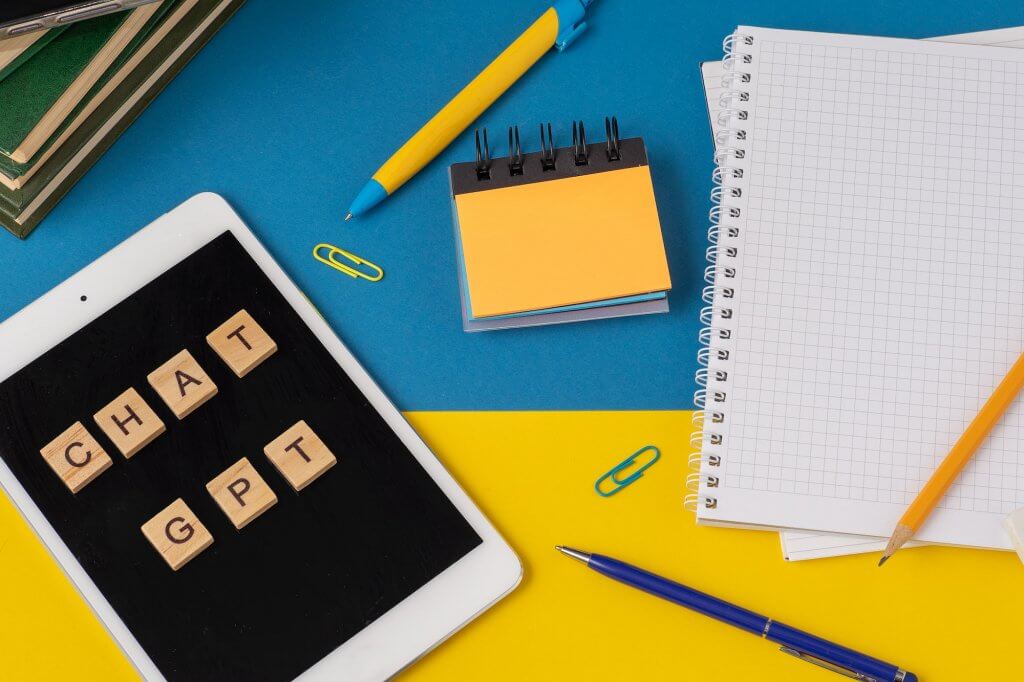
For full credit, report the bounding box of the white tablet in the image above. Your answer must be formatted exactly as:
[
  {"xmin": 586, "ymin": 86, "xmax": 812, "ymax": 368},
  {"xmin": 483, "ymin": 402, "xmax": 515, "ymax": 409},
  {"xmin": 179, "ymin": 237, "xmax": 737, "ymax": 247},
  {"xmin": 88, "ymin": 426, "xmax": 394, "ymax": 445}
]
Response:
[{"xmin": 0, "ymin": 193, "xmax": 521, "ymax": 681}]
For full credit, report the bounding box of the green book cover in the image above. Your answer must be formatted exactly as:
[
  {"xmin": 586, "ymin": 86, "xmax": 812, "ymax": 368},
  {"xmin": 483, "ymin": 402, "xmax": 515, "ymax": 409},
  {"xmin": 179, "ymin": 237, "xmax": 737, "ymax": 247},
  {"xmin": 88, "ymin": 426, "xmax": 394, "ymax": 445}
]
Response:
[
  {"xmin": 0, "ymin": 27, "xmax": 68, "ymax": 84},
  {"xmin": 0, "ymin": 0, "xmax": 245, "ymax": 238},
  {"xmin": 0, "ymin": 2, "xmax": 175, "ymax": 178},
  {"xmin": 0, "ymin": 1, "xmax": 185, "ymax": 210},
  {"xmin": 0, "ymin": 14, "xmax": 128, "ymax": 160}
]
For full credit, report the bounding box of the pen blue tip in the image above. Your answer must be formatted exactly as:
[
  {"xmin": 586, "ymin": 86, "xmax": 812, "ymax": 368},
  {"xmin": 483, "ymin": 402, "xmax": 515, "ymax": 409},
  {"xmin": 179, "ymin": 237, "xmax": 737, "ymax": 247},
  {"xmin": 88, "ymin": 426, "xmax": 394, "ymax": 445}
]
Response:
[
  {"xmin": 555, "ymin": 546, "xmax": 591, "ymax": 564},
  {"xmin": 346, "ymin": 179, "xmax": 387, "ymax": 219}
]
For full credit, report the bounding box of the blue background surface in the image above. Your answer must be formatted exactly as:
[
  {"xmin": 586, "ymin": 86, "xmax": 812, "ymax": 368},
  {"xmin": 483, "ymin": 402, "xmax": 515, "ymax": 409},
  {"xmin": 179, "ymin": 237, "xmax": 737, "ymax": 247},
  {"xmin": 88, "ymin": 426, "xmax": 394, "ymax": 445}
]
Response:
[{"xmin": 2, "ymin": 0, "xmax": 1024, "ymax": 410}]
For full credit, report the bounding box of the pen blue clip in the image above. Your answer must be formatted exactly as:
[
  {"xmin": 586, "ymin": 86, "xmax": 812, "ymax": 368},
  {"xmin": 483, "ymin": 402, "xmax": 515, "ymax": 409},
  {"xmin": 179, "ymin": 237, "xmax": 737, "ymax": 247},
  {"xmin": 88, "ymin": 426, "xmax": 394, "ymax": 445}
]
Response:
[
  {"xmin": 595, "ymin": 445, "xmax": 660, "ymax": 497},
  {"xmin": 779, "ymin": 647, "xmax": 874, "ymax": 681},
  {"xmin": 553, "ymin": 0, "xmax": 594, "ymax": 51}
]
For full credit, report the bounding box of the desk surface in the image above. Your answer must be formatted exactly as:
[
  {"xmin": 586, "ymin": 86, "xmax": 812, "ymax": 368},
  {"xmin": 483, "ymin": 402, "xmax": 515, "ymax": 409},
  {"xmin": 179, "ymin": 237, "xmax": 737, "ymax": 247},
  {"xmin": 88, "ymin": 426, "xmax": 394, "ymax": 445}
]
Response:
[
  {"xmin": 1, "ymin": 411, "xmax": 1020, "ymax": 680},
  {"xmin": 3, "ymin": 0, "xmax": 1024, "ymax": 411},
  {"xmin": 3, "ymin": 3, "xmax": 1024, "ymax": 677}
]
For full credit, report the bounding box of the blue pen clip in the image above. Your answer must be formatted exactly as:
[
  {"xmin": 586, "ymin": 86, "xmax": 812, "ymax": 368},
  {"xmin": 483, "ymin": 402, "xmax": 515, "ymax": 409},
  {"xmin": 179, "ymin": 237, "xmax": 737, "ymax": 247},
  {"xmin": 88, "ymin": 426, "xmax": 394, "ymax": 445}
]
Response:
[
  {"xmin": 779, "ymin": 647, "xmax": 867, "ymax": 680},
  {"xmin": 595, "ymin": 445, "xmax": 661, "ymax": 497},
  {"xmin": 553, "ymin": 0, "xmax": 593, "ymax": 51}
]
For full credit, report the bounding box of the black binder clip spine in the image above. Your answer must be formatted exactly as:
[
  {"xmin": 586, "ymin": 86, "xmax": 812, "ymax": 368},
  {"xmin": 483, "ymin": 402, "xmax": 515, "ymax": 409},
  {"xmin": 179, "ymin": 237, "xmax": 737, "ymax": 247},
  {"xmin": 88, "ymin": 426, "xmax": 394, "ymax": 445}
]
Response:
[
  {"xmin": 474, "ymin": 128, "xmax": 491, "ymax": 180},
  {"xmin": 572, "ymin": 120, "xmax": 589, "ymax": 166},
  {"xmin": 508, "ymin": 125, "xmax": 524, "ymax": 176},
  {"xmin": 605, "ymin": 116, "xmax": 621, "ymax": 161},
  {"xmin": 540, "ymin": 123, "xmax": 556, "ymax": 171}
]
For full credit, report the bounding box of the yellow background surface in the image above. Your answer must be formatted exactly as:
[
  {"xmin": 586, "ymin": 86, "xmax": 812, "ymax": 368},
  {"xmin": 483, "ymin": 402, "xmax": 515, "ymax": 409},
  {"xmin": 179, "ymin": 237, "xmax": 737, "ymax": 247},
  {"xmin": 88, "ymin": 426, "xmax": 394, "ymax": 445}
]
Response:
[{"xmin": 1, "ymin": 411, "xmax": 1020, "ymax": 681}]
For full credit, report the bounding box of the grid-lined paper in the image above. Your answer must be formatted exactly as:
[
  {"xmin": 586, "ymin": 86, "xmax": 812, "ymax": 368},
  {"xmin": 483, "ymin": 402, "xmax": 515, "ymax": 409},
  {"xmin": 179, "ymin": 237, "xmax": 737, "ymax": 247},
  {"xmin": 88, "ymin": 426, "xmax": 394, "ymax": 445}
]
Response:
[
  {"xmin": 703, "ymin": 27, "xmax": 1024, "ymax": 559},
  {"xmin": 699, "ymin": 27, "xmax": 1024, "ymax": 549}
]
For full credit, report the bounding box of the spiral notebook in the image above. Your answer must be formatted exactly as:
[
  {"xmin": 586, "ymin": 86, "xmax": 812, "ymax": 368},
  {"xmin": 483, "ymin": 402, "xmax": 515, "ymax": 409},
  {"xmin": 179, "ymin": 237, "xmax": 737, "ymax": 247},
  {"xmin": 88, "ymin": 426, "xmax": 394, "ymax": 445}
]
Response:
[
  {"xmin": 449, "ymin": 121, "xmax": 672, "ymax": 332},
  {"xmin": 700, "ymin": 25, "xmax": 1024, "ymax": 560},
  {"xmin": 691, "ymin": 26, "xmax": 1024, "ymax": 551}
]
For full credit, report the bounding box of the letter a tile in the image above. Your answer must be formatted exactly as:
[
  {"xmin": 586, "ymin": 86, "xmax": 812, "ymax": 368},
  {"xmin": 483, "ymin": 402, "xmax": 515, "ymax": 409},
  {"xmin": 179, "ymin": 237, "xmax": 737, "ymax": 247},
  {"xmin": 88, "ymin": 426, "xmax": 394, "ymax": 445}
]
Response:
[
  {"xmin": 39, "ymin": 422, "xmax": 112, "ymax": 493},
  {"xmin": 141, "ymin": 498, "xmax": 214, "ymax": 571},
  {"xmin": 94, "ymin": 387, "xmax": 166, "ymax": 459},
  {"xmin": 147, "ymin": 349, "xmax": 218, "ymax": 419}
]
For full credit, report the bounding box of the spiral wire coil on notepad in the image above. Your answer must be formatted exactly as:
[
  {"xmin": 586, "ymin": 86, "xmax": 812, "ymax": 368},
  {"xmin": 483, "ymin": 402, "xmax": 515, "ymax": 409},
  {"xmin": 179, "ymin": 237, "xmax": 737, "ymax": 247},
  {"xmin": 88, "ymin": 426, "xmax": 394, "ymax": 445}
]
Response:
[{"xmin": 685, "ymin": 33, "xmax": 754, "ymax": 513}]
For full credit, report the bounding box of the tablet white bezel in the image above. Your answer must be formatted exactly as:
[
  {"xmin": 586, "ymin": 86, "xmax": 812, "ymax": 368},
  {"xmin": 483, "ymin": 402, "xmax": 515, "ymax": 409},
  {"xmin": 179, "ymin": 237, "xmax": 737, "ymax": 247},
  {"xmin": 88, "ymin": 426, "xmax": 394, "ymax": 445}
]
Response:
[{"xmin": 0, "ymin": 193, "xmax": 521, "ymax": 681}]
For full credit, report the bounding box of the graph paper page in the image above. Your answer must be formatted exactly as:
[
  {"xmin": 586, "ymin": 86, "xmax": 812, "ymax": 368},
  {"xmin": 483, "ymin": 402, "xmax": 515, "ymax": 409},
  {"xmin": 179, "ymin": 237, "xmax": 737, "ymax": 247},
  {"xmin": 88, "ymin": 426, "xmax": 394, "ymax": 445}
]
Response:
[
  {"xmin": 698, "ymin": 27, "xmax": 1024, "ymax": 549},
  {"xmin": 702, "ymin": 26, "xmax": 1024, "ymax": 559}
]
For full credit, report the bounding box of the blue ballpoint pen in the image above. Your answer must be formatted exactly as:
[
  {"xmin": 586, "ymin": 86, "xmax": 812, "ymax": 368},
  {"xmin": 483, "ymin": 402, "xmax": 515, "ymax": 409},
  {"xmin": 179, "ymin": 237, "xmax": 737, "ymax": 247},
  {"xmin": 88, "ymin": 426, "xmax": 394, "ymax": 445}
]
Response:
[{"xmin": 556, "ymin": 547, "xmax": 917, "ymax": 682}]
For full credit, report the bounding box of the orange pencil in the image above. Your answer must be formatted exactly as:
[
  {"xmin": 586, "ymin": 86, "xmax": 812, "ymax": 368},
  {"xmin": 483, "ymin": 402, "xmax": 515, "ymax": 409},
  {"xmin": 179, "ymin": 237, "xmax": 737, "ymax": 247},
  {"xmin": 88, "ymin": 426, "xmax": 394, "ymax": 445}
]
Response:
[{"xmin": 880, "ymin": 350, "xmax": 1024, "ymax": 566}]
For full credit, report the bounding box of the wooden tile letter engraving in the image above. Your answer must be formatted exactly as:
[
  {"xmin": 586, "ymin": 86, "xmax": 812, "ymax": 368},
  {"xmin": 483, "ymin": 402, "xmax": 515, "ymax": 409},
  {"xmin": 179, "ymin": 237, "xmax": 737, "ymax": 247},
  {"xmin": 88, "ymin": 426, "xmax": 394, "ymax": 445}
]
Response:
[
  {"xmin": 206, "ymin": 309, "xmax": 277, "ymax": 378},
  {"xmin": 141, "ymin": 498, "xmax": 214, "ymax": 571},
  {"xmin": 147, "ymin": 349, "xmax": 218, "ymax": 419},
  {"xmin": 39, "ymin": 422, "xmax": 113, "ymax": 493},
  {"xmin": 93, "ymin": 387, "xmax": 166, "ymax": 459},
  {"xmin": 264, "ymin": 420, "xmax": 337, "ymax": 491},
  {"xmin": 206, "ymin": 457, "xmax": 278, "ymax": 529}
]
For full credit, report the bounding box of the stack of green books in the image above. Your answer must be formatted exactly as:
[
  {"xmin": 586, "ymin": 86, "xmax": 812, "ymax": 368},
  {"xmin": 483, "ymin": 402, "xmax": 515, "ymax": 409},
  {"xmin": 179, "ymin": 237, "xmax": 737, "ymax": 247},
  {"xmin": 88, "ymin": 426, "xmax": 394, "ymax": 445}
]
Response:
[{"xmin": 0, "ymin": 0, "xmax": 245, "ymax": 238}]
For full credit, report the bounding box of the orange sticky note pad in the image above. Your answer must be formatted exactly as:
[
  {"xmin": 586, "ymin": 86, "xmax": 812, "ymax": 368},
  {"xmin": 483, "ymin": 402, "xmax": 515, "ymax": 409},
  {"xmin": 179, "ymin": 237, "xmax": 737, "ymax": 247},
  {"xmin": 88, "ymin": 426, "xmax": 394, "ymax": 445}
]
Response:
[{"xmin": 453, "ymin": 163, "xmax": 671, "ymax": 318}]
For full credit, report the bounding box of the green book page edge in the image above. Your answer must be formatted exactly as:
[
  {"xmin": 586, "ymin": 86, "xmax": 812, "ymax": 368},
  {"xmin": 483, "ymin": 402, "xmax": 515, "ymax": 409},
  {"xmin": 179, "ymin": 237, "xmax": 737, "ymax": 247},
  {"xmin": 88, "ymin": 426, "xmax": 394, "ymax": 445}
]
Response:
[
  {"xmin": 0, "ymin": 0, "xmax": 211, "ymax": 216},
  {"xmin": 0, "ymin": 2, "xmax": 187, "ymax": 208},
  {"xmin": 0, "ymin": 1, "xmax": 194, "ymax": 195},
  {"xmin": 0, "ymin": 13, "xmax": 129, "ymax": 157},
  {"xmin": 0, "ymin": 0, "xmax": 246, "ymax": 238},
  {"xmin": 0, "ymin": 1, "xmax": 193, "ymax": 212},
  {"xmin": 0, "ymin": 27, "xmax": 68, "ymax": 84},
  {"xmin": 0, "ymin": 1, "xmax": 178, "ymax": 177}
]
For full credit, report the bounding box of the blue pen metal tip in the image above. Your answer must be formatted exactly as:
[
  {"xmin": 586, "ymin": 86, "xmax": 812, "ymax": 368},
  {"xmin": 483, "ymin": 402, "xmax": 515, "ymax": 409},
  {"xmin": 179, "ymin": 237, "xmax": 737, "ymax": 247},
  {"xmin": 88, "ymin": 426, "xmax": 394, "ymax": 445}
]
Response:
[{"xmin": 555, "ymin": 546, "xmax": 591, "ymax": 563}]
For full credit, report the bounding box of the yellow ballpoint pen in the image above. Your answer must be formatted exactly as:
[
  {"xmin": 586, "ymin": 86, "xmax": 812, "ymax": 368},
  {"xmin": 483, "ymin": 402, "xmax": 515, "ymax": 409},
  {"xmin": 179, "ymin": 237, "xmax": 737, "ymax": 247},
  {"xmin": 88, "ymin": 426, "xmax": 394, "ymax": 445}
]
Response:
[{"xmin": 345, "ymin": 0, "xmax": 595, "ymax": 220}]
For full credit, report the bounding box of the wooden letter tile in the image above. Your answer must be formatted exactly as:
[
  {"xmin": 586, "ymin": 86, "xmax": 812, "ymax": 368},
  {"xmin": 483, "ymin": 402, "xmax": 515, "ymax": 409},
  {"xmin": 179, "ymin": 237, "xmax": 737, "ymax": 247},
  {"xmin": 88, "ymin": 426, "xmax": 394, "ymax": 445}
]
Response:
[
  {"xmin": 39, "ymin": 422, "xmax": 113, "ymax": 493},
  {"xmin": 206, "ymin": 457, "xmax": 278, "ymax": 529},
  {"xmin": 141, "ymin": 498, "xmax": 214, "ymax": 571},
  {"xmin": 147, "ymin": 349, "xmax": 218, "ymax": 419},
  {"xmin": 206, "ymin": 309, "xmax": 277, "ymax": 378},
  {"xmin": 264, "ymin": 420, "xmax": 337, "ymax": 491},
  {"xmin": 93, "ymin": 387, "xmax": 166, "ymax": 459}
]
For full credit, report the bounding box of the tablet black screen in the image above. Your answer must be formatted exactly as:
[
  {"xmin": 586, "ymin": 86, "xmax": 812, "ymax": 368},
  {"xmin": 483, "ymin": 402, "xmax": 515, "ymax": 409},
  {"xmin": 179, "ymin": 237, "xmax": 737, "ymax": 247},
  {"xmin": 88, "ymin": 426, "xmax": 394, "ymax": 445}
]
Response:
[{"xmin": 0, "ymin": 232, "xmax": 481, "ymax": 680}]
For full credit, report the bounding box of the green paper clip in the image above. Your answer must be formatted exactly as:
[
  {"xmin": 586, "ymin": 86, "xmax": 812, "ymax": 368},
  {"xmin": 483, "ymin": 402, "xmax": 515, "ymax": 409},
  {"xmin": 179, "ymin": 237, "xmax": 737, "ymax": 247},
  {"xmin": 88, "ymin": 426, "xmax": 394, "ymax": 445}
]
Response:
[
  {"xmin": 594, "ymin": 445, "xmax": 661, "ymax": 497},
  {"xmin": 313, "ymin": 243, "xmax": 384, "ymax": 282}
]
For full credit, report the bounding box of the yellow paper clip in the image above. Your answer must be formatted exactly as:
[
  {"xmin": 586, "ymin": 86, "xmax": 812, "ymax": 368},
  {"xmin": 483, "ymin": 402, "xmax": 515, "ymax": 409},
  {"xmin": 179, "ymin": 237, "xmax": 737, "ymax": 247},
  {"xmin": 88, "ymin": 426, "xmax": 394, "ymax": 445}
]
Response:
[{"xmin": 313, "ymin": 243, "xmax": 384, "ymax": 282}]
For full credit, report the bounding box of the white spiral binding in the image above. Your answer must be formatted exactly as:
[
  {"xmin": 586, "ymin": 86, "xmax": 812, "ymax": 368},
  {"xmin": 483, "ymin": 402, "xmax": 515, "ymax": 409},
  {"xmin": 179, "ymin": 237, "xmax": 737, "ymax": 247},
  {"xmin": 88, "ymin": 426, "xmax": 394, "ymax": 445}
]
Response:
[{"xmin": 685, "ymin": 32, "xmax": 753, "ymax": 514}]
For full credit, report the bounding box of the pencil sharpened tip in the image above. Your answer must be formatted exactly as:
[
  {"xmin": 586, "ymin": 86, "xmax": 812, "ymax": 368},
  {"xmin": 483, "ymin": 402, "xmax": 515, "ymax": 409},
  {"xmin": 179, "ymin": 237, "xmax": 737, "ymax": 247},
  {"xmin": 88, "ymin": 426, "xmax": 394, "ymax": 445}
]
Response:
[
  {"xmin": 344, "ymin": 213, "xmax": 353, "ymax": 221},
  {"xmin": 877, "ymin": 555, "xmax": 889, "ymax": 567}
]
